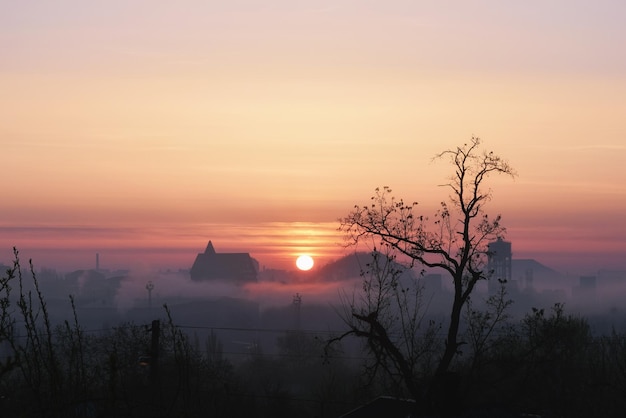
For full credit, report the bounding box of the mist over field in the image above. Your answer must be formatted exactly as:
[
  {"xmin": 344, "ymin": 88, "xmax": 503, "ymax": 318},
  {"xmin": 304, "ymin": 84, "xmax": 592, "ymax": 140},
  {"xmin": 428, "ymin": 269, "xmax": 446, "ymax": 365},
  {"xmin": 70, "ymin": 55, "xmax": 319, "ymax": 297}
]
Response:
[{"xmin": 5, "ymin": 245, "xmax": 625, "ymax": 337}]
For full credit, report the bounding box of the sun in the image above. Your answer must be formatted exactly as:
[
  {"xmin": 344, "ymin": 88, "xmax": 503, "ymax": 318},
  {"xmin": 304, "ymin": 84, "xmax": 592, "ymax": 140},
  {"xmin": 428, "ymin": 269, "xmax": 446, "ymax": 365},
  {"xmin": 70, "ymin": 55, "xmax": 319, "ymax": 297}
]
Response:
[{"xmin": 296, "ymin": 254, "xmax": 314, "ymax": 271}]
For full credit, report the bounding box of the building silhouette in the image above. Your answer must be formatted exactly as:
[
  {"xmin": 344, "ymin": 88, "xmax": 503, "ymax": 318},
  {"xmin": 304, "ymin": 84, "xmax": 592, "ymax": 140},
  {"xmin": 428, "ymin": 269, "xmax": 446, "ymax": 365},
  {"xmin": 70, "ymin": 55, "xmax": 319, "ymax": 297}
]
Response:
[
  {"xmin": 487, "ymin": 238, "xmax": 512, "ymax": 293},
  {"xmin": 190, "ymin": 241, "xmax": 258, "ymax": 282}
]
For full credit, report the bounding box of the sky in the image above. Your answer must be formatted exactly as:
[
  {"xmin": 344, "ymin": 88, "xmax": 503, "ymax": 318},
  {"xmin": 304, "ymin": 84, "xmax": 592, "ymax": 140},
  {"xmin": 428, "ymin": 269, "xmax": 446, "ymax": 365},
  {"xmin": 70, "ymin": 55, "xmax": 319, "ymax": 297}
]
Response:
[{"xmin": 1, "ymin": 0, "xmax": 625, "ymax": 275}]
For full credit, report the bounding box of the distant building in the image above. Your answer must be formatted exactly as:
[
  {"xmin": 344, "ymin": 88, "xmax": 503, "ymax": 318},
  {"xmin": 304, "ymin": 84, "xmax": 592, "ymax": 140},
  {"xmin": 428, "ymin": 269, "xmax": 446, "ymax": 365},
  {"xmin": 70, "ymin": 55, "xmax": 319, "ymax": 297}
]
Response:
[
  {"xmin": 511, "ymin": 258, "xmax": 561, "ymax": 285},
  {"xmin": 190, "ymin": 241, "xmax": 258, "ymax": 283},
  {"xmin": 487, "ymin": 238, "xmax": 512, "ymax": 293},
  {"xmin": 61, "ymin": 269, "xmax": 123, "ymax": 307}
]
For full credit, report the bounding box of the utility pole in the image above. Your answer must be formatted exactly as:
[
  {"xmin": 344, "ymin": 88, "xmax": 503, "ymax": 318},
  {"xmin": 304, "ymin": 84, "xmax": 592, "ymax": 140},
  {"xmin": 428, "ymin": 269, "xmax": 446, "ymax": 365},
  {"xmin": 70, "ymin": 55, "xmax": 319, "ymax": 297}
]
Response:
[{"xmin": 146, "ymin": 281, "xmax": 154, "ymax": 309}]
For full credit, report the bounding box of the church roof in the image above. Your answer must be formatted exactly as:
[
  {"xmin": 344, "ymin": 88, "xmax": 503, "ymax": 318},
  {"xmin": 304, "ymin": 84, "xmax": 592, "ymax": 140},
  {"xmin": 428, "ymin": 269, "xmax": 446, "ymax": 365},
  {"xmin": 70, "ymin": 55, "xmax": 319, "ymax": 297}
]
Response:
[{"xmin": 190, "ymin": 241, "xmax": 258, "ymax": 282}]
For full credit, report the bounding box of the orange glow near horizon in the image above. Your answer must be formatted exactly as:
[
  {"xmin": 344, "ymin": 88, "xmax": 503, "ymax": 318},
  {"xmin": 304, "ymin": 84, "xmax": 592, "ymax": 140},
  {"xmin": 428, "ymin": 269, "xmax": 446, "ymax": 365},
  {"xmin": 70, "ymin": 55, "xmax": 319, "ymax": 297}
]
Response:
[{"xmin": 0, "ymin": 221, "xmax": 346, "ymax": 273}]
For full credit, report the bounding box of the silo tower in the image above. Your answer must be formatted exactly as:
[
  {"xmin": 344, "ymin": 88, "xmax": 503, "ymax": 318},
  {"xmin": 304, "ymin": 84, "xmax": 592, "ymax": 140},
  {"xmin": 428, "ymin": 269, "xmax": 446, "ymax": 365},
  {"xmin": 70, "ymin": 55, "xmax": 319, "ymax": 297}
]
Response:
[{"xmin": 487, "ymin": 238, "xmax": 512, "ymax": 292}]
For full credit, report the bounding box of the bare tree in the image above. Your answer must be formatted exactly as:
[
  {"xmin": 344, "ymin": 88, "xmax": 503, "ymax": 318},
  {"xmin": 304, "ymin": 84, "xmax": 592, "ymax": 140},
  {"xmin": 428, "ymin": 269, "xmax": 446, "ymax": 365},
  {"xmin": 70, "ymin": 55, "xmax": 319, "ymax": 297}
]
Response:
[
  {"xmin": 338, "ymin": 137, "xmax": 515, "ymax": 403},
  {"xmin": 330, "ymin": 250, "xmax": 441, "ymax": 403}
]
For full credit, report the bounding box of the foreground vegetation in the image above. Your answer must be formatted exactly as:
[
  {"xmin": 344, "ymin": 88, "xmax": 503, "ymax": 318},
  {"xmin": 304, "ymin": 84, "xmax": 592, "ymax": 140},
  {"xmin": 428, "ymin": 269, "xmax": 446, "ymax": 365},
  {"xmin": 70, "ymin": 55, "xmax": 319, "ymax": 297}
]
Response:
[{"xmin": 2, "ymin": 250, "xmax": 626, "ymax": 418}]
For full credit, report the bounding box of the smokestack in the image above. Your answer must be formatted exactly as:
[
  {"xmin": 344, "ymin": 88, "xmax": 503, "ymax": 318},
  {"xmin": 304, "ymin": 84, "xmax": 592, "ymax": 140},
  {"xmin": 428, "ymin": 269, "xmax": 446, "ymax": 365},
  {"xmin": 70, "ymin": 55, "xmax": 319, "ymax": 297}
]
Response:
[{"xmin": 96, "ymin": 253, "xmax": 100, "ymax": 271}]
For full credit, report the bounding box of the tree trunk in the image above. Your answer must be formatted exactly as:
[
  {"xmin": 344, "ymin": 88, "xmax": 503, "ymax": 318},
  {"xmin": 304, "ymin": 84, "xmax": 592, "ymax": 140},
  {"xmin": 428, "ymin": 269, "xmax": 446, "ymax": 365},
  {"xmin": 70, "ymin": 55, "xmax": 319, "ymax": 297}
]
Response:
[
  {"xmin": 437, "ymin": 289, "xmax": 463, "ymax": 375},
  {"xmin": 429, "ymin": 292, "xmax": 464, "ymax": 414}
]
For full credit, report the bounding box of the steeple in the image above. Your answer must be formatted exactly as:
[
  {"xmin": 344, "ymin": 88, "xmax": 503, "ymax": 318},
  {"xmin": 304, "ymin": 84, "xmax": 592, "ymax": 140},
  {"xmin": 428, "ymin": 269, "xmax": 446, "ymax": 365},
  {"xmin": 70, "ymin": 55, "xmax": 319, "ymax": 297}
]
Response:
[{"xmin": 204, "ymin": 240, "xmax": 216, "ymax": 255}]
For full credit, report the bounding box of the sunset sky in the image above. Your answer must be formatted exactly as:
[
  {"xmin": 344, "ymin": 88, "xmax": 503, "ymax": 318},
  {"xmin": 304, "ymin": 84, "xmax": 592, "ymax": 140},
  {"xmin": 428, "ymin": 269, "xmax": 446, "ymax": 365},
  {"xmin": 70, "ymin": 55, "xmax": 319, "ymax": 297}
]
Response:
[{"xmin": 2, "ymin": 1, "xmax": 625, "ymax": 274}]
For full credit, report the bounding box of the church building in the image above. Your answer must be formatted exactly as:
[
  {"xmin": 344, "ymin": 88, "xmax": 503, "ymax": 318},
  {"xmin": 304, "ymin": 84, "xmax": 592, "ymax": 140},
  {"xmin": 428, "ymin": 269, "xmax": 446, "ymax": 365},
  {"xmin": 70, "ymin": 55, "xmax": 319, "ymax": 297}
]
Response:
[{"xmin": 190, "ymin": 241, "xmax": 259, "ymax": 283}]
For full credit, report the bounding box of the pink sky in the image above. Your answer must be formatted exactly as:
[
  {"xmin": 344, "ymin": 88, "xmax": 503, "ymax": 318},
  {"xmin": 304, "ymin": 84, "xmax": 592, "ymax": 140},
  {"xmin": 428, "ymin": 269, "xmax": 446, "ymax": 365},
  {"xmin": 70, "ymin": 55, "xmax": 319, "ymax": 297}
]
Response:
[{"xmin": 1, "ymin": 1, "xmax": 625, "ymax": 275}]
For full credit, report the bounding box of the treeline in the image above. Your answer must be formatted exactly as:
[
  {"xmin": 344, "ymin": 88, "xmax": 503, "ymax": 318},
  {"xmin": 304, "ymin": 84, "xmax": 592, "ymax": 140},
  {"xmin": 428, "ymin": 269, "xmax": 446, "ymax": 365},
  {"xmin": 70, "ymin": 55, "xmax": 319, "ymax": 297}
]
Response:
[
  {"xmin": 2, "ymin": 251, "xmax": 626, "ymax": 418},
  {"xmin": 457, "ymin": 302, "xmax": 626, "ymax": 417}
]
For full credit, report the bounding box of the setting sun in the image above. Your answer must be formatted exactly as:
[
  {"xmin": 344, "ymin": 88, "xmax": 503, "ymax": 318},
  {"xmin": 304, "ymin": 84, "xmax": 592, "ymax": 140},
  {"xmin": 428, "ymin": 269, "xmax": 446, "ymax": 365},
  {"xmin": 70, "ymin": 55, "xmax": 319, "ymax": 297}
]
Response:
[{"xmin": 296, "ymin": 255, "xmax": 314, "ymax": 271}]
